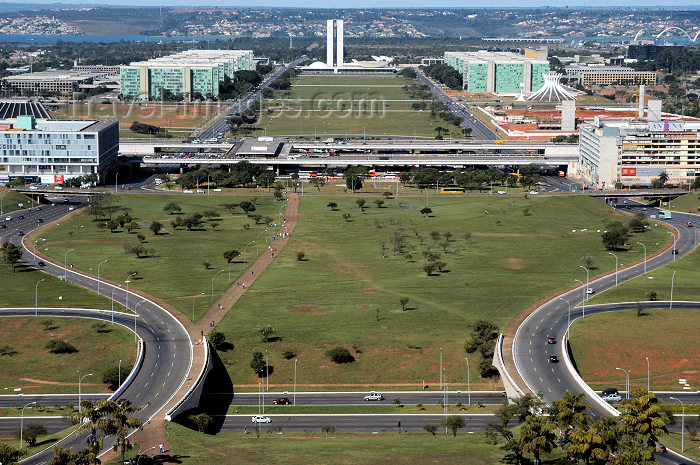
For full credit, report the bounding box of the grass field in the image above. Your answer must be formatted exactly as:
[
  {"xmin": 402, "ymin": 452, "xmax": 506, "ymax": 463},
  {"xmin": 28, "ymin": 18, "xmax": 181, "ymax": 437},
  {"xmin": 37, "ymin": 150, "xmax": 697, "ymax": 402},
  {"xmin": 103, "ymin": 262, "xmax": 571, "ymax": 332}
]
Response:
[
  {"xmin": 258, "ymin": 74, "xmax": 462, "ymax": 138},
  {"xmin": 37, "ymin": 193, "xmax": 280, "ymax": 322},
  {"xmin": 669, "ymin": 192, "xmax": 700, "ymax": 213},
  {"xmin": 0, "ymin": 424, "xmax": 79, "ymax": 459},
  {"xmin": 0, "ymin": 316, "xmax": 136, "ymax": 394},
  {"xmin": 569, "ymin": 309, "xmax": 700, "ymax": 391},
  {"xmin": 1, "ymin": 190, "xmax": 39, "ymax": 214},
  {"xmin": 214, "ymin": 195, "xmax": 668, "ymax": 390},
  {"xmin": 663, "ymin": 431, "xmax": 700, "ymax": 462}
]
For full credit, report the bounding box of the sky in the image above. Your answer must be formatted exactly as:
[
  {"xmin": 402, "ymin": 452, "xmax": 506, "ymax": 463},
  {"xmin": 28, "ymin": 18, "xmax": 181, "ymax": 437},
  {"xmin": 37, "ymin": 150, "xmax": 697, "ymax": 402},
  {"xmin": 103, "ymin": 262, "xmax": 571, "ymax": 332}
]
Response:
[{"xmin": 7, "ymin": 0, "xmax": 700, "ymax": 8}]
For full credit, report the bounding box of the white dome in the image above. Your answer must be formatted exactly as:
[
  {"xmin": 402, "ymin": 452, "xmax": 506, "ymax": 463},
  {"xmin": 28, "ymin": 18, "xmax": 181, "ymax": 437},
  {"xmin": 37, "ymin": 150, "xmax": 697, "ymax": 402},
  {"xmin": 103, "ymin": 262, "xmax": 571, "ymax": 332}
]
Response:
[{"xmin": 307, "ymin": 61, "xmax": 330, "ymax": 69}]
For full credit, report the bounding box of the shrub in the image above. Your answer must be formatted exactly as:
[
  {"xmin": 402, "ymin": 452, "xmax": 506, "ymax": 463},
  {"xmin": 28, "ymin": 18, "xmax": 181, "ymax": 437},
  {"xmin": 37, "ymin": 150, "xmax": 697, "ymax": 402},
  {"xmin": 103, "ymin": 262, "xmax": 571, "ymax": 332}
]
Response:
[
  {"xmin": 0, "ymin": 345, "xmax": 17, "ymax": 356},
  {"xmin": 46, "ymin": 337, "xmax": 78, "ymax": 354},
  {"xmin": 208, "ymin": 330, "xmax": 226, "ymax": 350},
  {"xmin": 296, "ymin": 251, "xmax": 305, "ymax": 261},
  {"xmin": 102, "ymin": 365, "xmax": 133, "ymax": 390},
  {"xmin": 326, "ymin": 346, "xmax": 355, "ymax": 364},
  {"xmin": 188, "ymin": 413, "xmax": 213, "ymax": 433},
  {"xmin": 282, "ymin": 350, "xmax": 296, "ymax": 360}
]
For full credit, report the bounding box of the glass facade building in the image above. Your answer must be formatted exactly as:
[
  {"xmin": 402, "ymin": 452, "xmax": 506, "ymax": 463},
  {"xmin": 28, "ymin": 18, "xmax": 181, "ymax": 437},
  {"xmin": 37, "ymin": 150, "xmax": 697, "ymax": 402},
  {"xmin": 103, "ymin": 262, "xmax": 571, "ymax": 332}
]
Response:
[{"xmin": 444, "ymin": 51, "xmax": 549, "ymax": 93}]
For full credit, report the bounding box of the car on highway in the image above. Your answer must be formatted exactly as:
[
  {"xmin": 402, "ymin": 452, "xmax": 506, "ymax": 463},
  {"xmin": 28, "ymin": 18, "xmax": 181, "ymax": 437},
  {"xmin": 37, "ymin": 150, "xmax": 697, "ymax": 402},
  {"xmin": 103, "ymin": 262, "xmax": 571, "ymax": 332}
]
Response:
[
  {"xmin": 586, "ymin": 288, "xmax": 595, "ymax": 294},
  {"xmin": 549, "ymin": 355, "xmax": 559, "ymax": 363},
  {"xmin": 68, "ymin": 206, "xmax": 75, "ymax": 211},
  {"xmin": 183, "ymin": 190, "xmax": 194, "ymax": 194},
  {"xmin": 529, "ymin": 191, "xmax": 540, "ymax": 195},
  {"xmin": 601, "ymin": 393, "xmax": 622, "ymax": 402},
  {"xmin": 18, "ymin": 215, "xmax": 24, "ymax": 219},
  {"xmin": 54, "ymin": 185, "xmax": 63, "ymax": 190},
  {"xmin": 672, "ymin": 249, "xmax": 679, "ymax": 254},
  {"xmin": 4, "ymin": 216, "xmax": 10, "ymax": 221},
  {"xmin": 37, "ymin": 218, "xmax": 43, "ymax": 223},
  {"xmin": 497, "ymin": 191, "xmax": 507, "ymax": 195},
  {"xmin": 364, "ymin": 391, "xmax": 384, "ymax": 401},
  {"xmin": 547, "ymin": 337, "xmax": 556, "ymax": 344},
  {"xmin": 17, "ymin": 230, "xmax": 24, "ymax": 235},
  {"xmin": 36, "ymin": 207, "xmax": 41, "ymax": 211},
  {"xmin": 251, "ymin": 415, "xmax": 271, "ymax": 424},
  {"xmin": 272, "ymin": 397, "xmax": 291, "ymax": 405},
  {"xmin": 37, "ymin": 261, "xmax": 45, "ymax": 267},
  {"xmin": 688, "ymin": 222, "xmax": 693, "ymax": 227},
  {"xmin": 196, "ymin": 189, "xmax": 205, "ymax": 194}
]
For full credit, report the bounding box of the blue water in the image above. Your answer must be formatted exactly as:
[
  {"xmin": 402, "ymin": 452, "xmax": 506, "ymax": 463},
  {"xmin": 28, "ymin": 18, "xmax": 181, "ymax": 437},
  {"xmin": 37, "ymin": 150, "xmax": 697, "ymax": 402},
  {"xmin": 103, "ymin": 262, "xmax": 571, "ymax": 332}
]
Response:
[{"xmin": 0, "ymin": 34, "xmax": 234, "ymax": 44}]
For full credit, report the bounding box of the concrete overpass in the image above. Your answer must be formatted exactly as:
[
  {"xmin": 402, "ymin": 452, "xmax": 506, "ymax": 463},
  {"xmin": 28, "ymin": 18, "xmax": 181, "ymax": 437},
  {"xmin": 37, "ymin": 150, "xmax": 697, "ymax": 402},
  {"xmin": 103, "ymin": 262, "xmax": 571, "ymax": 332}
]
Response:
[{"xmin": 586, "ymin": 189, "xmax": 689, "ymax": 199}]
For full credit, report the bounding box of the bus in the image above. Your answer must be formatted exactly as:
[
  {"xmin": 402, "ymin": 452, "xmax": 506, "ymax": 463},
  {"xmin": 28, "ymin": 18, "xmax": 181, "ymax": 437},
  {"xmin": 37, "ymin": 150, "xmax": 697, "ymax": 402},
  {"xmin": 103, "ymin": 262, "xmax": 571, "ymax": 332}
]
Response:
[
  {"xmin": 440, "ymin": 187, "xmax": 465, "ymax": 194},
  {"xmin": 659, "ymin": 210, "xmax": 672, "ymax": 219}
]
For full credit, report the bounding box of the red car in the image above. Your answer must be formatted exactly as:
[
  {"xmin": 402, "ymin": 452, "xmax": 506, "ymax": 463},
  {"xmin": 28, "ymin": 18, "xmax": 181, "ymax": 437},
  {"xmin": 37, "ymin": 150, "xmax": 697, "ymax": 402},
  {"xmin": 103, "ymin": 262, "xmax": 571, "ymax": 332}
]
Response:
[
  {"xmin": 272, "ymin": 397, "xmax": 291, "ymax": 405},
  {"xmin": 547, "ymin": 337, "xmax": 556, "ymax": 344}
]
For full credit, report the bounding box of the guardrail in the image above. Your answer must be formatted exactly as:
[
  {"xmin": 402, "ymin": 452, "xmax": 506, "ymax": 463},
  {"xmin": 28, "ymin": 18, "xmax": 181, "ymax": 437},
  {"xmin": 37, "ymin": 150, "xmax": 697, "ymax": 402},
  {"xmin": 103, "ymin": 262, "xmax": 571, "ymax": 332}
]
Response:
[
  {"xmin": 494, "ymin": 333, "xmax": 525, "ymax": 399},
  {"xmin": 165, "ymin": 340, "xmax": 211, "ymax": 422},
  {"xmin": 110, "ymin": 338, "xmax": 144, "ymax": 401}
]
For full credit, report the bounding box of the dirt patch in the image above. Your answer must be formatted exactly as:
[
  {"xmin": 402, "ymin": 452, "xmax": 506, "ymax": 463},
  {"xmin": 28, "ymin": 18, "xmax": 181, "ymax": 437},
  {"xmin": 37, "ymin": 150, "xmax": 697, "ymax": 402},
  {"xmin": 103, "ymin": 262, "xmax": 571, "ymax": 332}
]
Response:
[
  {"xmin": 287, "ymin": 304, "xmax": 328, "ymax": 314},
  {"xmin": 503, "ymin": 258, "xmax": 525, "ymax": 270},
  {"xmin": 474, "ymin": 232, "xmax": 560, "ymax": 239},
  {"xmin": 356, "ymin": 303, "xmax": 371, "ymax": 310}
]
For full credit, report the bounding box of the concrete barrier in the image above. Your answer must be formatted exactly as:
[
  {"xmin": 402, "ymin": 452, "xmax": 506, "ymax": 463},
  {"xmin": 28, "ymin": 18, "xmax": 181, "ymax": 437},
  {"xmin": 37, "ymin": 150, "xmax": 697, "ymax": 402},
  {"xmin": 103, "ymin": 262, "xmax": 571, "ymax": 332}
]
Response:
[
  {"xmin": 493, "ymin": 334, "xmax": 525, "ymax": 401},
  {"xmin": 165, "ymin": 340, "xmax": 212, "ymax": 421}
]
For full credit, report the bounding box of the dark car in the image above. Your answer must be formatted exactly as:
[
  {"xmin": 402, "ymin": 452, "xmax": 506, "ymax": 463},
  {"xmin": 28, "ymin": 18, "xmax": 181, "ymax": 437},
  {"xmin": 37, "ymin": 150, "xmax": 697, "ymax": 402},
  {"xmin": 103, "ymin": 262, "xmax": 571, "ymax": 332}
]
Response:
[
  {"xmin": 272, "ymin": 397, "xmax": 291, "ymax": 405},
  {"xmin": 688, "ymin": 222, "xmax": 693, "ymax": 227},
  {"xmin": 18, "ymin": 215, "xmax": 24, "ymax": 219},
  {"xmin": 672, "ymin": 249, "xmax": 679, "ymax": 254},
  {"xmin": 547, "ymin": 337, "xmax": 556, "ymax": 344},
  {"xmin": 549, "ymin": 355, "xmax": 559, "ymax": 363},
  {"xmin": 17, "ymin": 230, "xmax": 24, "ymax": 235},
  {"xmin": 602, "ymin": 387, "xmax": 619, "ymax": 396},
  {"xmin": 37, "ymin": 218, "xmax": 43, "ymax": 223},
  {"xmin": 37, "ymin": 261, "xmax": 45, "ymax": 267}
]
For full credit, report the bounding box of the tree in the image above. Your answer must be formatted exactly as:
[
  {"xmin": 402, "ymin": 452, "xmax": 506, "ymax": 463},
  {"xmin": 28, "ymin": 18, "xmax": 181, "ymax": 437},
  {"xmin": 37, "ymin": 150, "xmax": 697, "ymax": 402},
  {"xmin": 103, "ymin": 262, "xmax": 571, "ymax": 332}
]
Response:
[
  {"xmin": 344, "ymin": 166, "xmax": 367, "ymax": 191},
  {"xmin": 618, "ymin": 389, "xmax": 667, "ymax": 447},
  {"xmin": 519, "ymin": 415, "xmax": 556, "ymax": 465},
  {"xmin": 106, "ymin": 218, "xmax": 120, "ymax": 232},
  {"xmin": 18, "ymin": 422, "xmax": 47, "ymax": 446},
  {"xmin": 566, "ymin": 417, "xmax": 618, "ymax": 465},
  {"xmin": 629, "ymin": 212, "xmax": 647, "ymax": 233},
  {"xmin": 355, "ymin": 199, "xmax": 366, "ymax": 210},
  {"xmin": 342, "ymin": 212, "xmax": 351, "ymax": 222},
  {"xmin": 441, "ymin": 415, "xmax": 466, "ymax": 438},
  {"xmin": 102, "ymin": 365, "xmax": 132, "ymax": 390},
  {"xmin": 256, "ymin": 324, "xmax": 277, "ymax": 342},
  {"xmin": 208, "ymin": 330, "xmax": 226, "ymax": 350},
  {"xmin": 103, "ymin": 400, "xmax": 142, "ymax": 465},
  {"xmin": 0, "ymin": 441, "xmax": 23, "ymax": 465},
  {"xmin": 46, "ymin": 337, "xmax": 78, "ymax": 354},
  {"xmin": 423, "ymin": 262, "xmax": 436, "ymax": 276},
  {"xmin": 400, "ymin": 297, "xmax": 410, "ymax": 311},
  {"xmin": 326, "ymin": 346, "xmax": 355, "ymax": 363},
  {"xmin": 189, "ymin": 413, "xmax": 213, "ymax": 433},
  {"xmin": 124, "ymin": 221, "xmax": 138, "ymax": 233},
  {"xmin": 327, "ymin": 202, "xmax": 338, "ymax": 211},
  {"xmin": 48, "ymin": 445, "xmax": 93, "ymax": 465},
  {"xmin": 202, "ymin": 260, "xmax": 211, "ymax": 270},
  {"xmin": 550, "ymin": 390, "xmax": 590, "ymax": 445},
  {"xmin": 602, "ymin": 222, "xmax": 630, "ymax": 250},
  {"xmin": 423, "ymin": 422, "xmax": 438, "ymax": 437},
  {"xmin": 223, "ymin": 249, "xmax": 240, "ymax": 263},
  {"xmin": 420, "ymin": 207, "xmax": 432, "ymax": 216},
  {"xmin": 581, "ymin": 255, "xmax": 595, "ymax": 269},
  {"xmin": 250, "ymin": 351, "xmax": 266, "ymax": 376},
  {"xmin": 220, "ymin": 203, "xmax": 239, "ymax": 214},
  {"xmin": 239, "ymin": 200, "xmax": 256, "ymax": 213},
  {"xmin": 149, "ymin": 220, "xmax": 162, "ymax": 235},
  {"xmin": 1, "ymin": 241, "xmax": 23, "ymax": 272},
  {"xmin": 321, "ymin": 424, "xmax": 336, "ymax": 437},
  {"xmin": 296, "ymin": 251, "xmax": 306, "ymax": 261},
  {"xmin": 70, "ymin": 398, "xmax": 110, "ymax": 462}
]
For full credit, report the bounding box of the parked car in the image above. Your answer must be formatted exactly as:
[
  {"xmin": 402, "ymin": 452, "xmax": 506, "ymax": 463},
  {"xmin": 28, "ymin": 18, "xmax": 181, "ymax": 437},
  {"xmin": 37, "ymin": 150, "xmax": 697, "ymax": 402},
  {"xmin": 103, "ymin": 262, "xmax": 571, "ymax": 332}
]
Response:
[
  {"xmin": 547, "ymin": 337, "xmax": 556, "ymax": 344},
  {"xmin": 549, "ymin": 355, "xmax": 559, "ymax": 363},
  {"xmin": 602, "ymin": 393, "xmax": 622, "ymax": 402},
  {"xmin": 272, "ymin": 397, "xmax": 291, "ymax": 405},
  {"xmin": 364, "ymin": 391, "xmax": 384, "ymax": 401},
  {"xmin": 251, "ymin": 415, "xmax": 271, "ymax": 424}
]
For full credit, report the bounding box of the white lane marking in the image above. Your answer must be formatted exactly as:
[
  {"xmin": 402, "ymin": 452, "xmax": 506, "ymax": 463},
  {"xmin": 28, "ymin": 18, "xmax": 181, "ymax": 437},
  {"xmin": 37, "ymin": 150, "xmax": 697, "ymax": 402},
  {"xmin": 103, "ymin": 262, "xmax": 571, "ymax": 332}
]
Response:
[
  {"xmin": 533, "ymin": 367, "xmax": 537, "ymax": 372},
  {"xmin": 539, "ymin": 377, "xmax": 543, "ymax": 382},
  {"xmin": 151, "ymin": 372, "xmax": 154, "ymax": 377},
  {"xmin": 551, "ymin": 368, "xmax": 555, "ymax": 373},
  {"xmin": 535, "ymin": 325, "xmax": 539, "ymax": 330},
  {"xmin": 167, "ymin": 371, "xmax": 171, "ymax": 377},
  {"xmin": 547, "ymin": 388, "xmax": 552, "ymax": 393},
  {"xmin": 144, "ymin": 382, "xmax": 149, "ymax": 388},
  {"xmin": 529, "ymin": 349, "xmax": 531, "ymax": 354},
  {"xmin": 557, "ymin": 378, "xmax": 561, "ymax": 383},
  {"xmin": 154, "ymin": 392, "xmax": 158, "ymax": 398}
]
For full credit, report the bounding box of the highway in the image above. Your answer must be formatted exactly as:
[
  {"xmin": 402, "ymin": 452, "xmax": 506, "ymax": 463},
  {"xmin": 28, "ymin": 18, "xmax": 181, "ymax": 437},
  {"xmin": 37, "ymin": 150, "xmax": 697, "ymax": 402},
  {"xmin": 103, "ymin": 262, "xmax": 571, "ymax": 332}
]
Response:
[
  {"xmin": 198, "ymin": 56, "xmax": 307, "ymax": 141},
  {"xmin": 413, "ymin": 68, "xmax": 497, "ymax": 141},
  {"xmin": 0, "ymin": 205, "xmax": 192, "ymax": 465},
  {"xmin": 512, "ymin": 201, "xmax": 699, "ymax": 464}
]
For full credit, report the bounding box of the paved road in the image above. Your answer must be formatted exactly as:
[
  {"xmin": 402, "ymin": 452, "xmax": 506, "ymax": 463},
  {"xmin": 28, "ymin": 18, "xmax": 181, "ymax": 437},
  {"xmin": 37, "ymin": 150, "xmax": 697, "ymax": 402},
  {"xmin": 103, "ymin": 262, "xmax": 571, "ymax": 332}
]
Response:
[
  {"xmin": 0, "ymin": 205, "xmax": 192, "ymax": 465},
  {"xmin": 0, "ymin": 394, "xmax": 108, "ymax": 409},
  {"xmin": 512, "ymin": 201, "xmax": 699, "ymax": 464},
  {"xmin": 222, "ymin": 391, "xmax": 507, "ymax": 406},
  {"xmin": 412, "ymin": 68, "xmax": 497, "ymax": 141},
  {"xmin": 198, "ymin": 56, "xmax": 307, "ymax": 141}
]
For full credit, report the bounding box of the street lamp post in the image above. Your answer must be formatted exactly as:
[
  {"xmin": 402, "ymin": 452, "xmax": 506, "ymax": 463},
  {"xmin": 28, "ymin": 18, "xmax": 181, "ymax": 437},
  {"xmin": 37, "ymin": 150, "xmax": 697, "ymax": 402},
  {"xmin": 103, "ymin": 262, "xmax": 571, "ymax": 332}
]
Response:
[
  {"xmin": 192, "ymin": 292, "xmax": 204, "ymax": 322},
  {"xmin": 294, "ymin": 358, "xmax": 297, "ymax": 405},
  {"xmin": 579, "ymin": 265, "xmax": 590, "ymax": 301},
  {"xmin": 256, "ymin": 229, "xmax": 268, "ymax": 257},
  {"xmin": 63, "ymin": 248, "xmax": 74, "ymax": 280},
  {"xmin": 243, "ymin": 240, "xmax": 255, "ymax": 263},
  {"xmin": 78, "ymin": 371, "xmax": 93, "ymax": 412},
  {"xmin": 439, "ymin": 348, "xmax": 443, "ymax": 390},
  {"xmin": 574, "ymin": 279, "xmax": 586, "ymax": 318},
  {"xmin": 20, "ymin": 401, "xmax": 37, "ymax": 448},
  {"xmin": 616, "ymin": 367, "xmax": 630, "ymax": 400},
  {"xmin": 636, "ymin": 242, "xmax": 647, "ymax": 274},
  {"xmin": 265, "ymin": 350, "xmax": 269, "ymax": 391},
  {"xmin": 673, "ymin": 234, "xmax": 678, "ymax": 263},
  {"xmin": 110, "ymin": 285, "xmax": 121, "ymax": 324},
  {"xmin": 211, "ymin": 269, "xmax": 224, "ymax": 300},
  {"xmin": 645, "ymin": 357, "xmax": 650, "ymax": 393},
  {"xmin": 464, "ymin": 356, "xmax": 471, "ymax": 405},
  {"xmin": 608, "ymin": 252, "xmax": 618, "ymax": 287},
  {"xmin": 97, "ymin": 259, "xmax": 108, "ymax": 296},
  {"xmin": 670, "ymin": 270, "xmax": 676, "ymax": 310},
  {"xmin": 133, "ymin": 299, "xmax": 146, "ymax": 343},
  {"xmin": 119, "ymin": 359, "xmax": 122, "ymax": 387},
  {"xmin": 137, "ymin": 445, "xmax": 159, "ymax": 465},
  {"xmin": 670, "ymin": 396, "xmax": 685, "ymax": 452},
  {"xmin": 558, "ymin": 297, "xmax": 571, "ymax": 339},
  {"xmin": 35, "ymin": 278, "xmax": 44, "ymax": 317},
  {"xmin": 125, "ymin": 272, "xmax": 137, "ymax": 311}
]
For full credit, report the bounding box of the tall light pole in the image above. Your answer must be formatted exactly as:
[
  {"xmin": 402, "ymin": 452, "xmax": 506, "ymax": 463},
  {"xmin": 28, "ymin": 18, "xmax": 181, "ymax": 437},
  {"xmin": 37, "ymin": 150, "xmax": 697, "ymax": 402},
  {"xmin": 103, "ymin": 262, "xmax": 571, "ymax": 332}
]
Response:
[
  {"xmin": 192, "ymin": 292, "xmax": 204, "ymax": 322},
  {"xmin": 636, "ymin": 242, "xmax": 647, "ymax": 274},
  {"xmin": 439, "ymin": 347, "xmax": 443, "ymax": 390},
  {"xmin": 133, "ymin": 299, "xmax": 146, "ymax": 343},
  {"xmin": 211, "ymin": 269, "xmax": 224, "ymax": 300},
  {"xmin": 670, "ymin": 396, "xmax": 685, "ymax": 453},
  {"xmin": 574, "ymin": 279, "xmax": 586, "ymax": 318},
  {"xmin": 645, "ymin": 356, "xmax": 650, "ymax": 393},
  {"xmin": 78, "ymin": 371, "xmax": 93, "ymax": 412},
  {"xmin": 20, "ymin": 401, "xmax": 37, "ymax": 448},
  {"xmin": 608, "ymin": 252, "xmax": 618, "ymax": 287},
  {"xmin": 256, "ymin": 229, "xmax": 268, "ymax": 257},
  {"xmin": 243, "ymin": 240, "xmax": 255, "ymax": 264},
  {"xmin": 579, "ymin": 265, "xmax": 590, "ymax": 300},
  {"xmin": 119, "ymin": 359, "xmax": 122, "ymax": 387},
  {"xmin": 110, "ymin": 285, "xmax": 121, "ymax": 324},
  {"xmin": 294, "ymin": 358, "xmax": 298, "ymax": 406},
  {"xmin": 97, "ymin": 259, "xmax": 108, "ymax": 295},
  {"xmin": 137, "ymin": 445, "xmax": 159, "ymax": 465},
  {"xmin": 673, "ymin": 234, "xmax": 678, "ymax": 263},
  {"xmin": 125, "ymin": 272, "xmax": 136, "ymax": 311},
  {"xmin": 670, "ymin": 270, "xmax": 676, "ymax": 310},
  {"xmin": 35, "ymin": 278, "xmax": 44, "ymax": 317},
  {"xmin": 464, "ymin": 356, "xmax": 471, "ymax": 405},
  {"xmin": 616, "ymin": 367, "xmax": 630, "ymax": 400},
  {"xmin": 265, "ymin": 349, "xmax": 269, "ymax": 391},
  {"xmin": 558, "ymin": 297, "xmax": 571, "ymax": 339},
  {"xmin": 63, "ymin": 248, "xmax": 74, "ymax": 280}
]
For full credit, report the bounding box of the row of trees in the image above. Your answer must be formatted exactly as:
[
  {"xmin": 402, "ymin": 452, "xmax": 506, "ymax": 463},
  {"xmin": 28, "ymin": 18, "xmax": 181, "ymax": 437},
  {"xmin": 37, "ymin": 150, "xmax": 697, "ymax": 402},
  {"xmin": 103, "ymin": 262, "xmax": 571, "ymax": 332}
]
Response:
[
  {"xmin": 401, "ymin": 165, "xmax": 544, "ymax": 190},
  {"xmin": 601, "ymin": 212, "xmax": 647, "ymax": 251},
  {"xmin": 177, "ymin": 164, "xmax": 275, "ymax": 189},
  {"xmin": 129, "ymin": 121, "xmax": 169, "ymax": 138},
  {"xmin": 422, "ymin": 63, "xmax": 463, "ymax": 90}
]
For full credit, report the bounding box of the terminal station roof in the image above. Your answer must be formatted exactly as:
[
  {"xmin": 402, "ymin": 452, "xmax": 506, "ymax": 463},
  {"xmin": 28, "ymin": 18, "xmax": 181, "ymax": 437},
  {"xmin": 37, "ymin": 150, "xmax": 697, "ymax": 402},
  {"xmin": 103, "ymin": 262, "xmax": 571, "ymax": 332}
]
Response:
[{"xmin": 0, "ymin": 100, "xmax": 50, "ymax": 119}]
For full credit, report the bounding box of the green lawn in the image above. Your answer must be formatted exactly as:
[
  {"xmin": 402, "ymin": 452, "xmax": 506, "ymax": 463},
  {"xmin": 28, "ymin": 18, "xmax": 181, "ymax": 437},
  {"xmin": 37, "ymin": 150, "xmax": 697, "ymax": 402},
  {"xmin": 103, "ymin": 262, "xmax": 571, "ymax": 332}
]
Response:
[
  {"xmin": 215, "ymin": 195, "xmax": 668, "ymax": 391},
  {"xmin": 258, "ymin": 74, "xmax": 462, "ymax": 138},
  {"xmin": 1, "ymin": 190, "xmax": 39, "ymax": 214},
  {"xmin": 662, "ymin": 431, "xmax": 700, "ymax": 462},
  {"xmin": 37, "ymin": 193, "xmax": 279, "ymax": 322},
  {"xmin": 569, "ymin": 309, "xmax": 700, "ymax": 391},
  {"xmin": 0, "ymin": 315, "xmax": 136, "ymax": 394},
  {"xmin": 0, "ymin": 424, "xmax": 79, "ymax": 459},
  {"xmin": 669, "ymin": 192, "xmax": 700, "ymax": 213}
]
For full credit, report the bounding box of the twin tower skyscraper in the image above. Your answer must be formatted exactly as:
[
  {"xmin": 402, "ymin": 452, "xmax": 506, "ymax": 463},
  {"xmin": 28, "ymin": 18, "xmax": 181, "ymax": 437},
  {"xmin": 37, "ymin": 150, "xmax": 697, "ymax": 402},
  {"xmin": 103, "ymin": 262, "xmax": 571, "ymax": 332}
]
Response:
[{"xmin": 326, "ymin": 19, "xmax": 344, "ymax": 69}]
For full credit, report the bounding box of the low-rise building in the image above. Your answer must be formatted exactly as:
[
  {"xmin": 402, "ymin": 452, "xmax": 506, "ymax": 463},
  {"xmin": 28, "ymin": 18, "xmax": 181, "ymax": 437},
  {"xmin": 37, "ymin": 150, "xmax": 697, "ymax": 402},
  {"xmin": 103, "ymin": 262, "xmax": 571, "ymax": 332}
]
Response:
[
  {"xmin": 2, "ymin": 69, "xmax": 117, "ymax": 97},
  {"xmin": 564, "ymin": 64, "xmax": 657, "ymax": 86},
  {"xmin": 0, "ymin": 116, "xmax": 118, "ymax": 184},
  {"xmin": 579, "ymin": 119, "xmax": 700, "ymax": 188}
]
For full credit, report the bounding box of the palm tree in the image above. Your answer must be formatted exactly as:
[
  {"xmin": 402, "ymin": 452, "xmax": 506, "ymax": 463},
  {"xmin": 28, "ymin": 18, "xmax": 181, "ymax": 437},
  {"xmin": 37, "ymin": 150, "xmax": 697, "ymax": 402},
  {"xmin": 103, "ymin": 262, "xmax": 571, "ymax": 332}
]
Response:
[
  {"xmin": 658, "ymin": 171, "xmax": 669, "ymax": 185},
  {"xmin": 519, "ymin": 415, "xmax": 557, "ymax": 465},
  {"xmin": 102, "ymin": 400, "xmax": 142, "ymax": 465},
  {"xmin": 567, "ymin": 417, "xmax": 618, "ymax": 465},
  {"xmin": 69, "ymin": 399, "xmax": 110, "ymax": 464},
  {"xmin": 550, "ymin": 390, "xmax": 590, "ymax": 445}
]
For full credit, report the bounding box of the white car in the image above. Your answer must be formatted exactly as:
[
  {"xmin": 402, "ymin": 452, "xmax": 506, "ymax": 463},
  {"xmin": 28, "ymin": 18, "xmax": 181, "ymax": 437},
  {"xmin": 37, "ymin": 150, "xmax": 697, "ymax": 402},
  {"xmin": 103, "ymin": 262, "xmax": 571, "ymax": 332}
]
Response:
[
  {"xmin": 601, "ymin": 393, "xmax": 622, "ymax": 402},
  {"xmin": 251, "ymin": 415, "xmax": 271, "ymax": 424},
  {"xmin": 68, "ymin": 206, "xmax": 75, "ymax": 211},
  {"xmin": 497, "ymin": 191, "xmax": 507, "ymax": 195},
  {"xmin": 586, "ymin": 288, "xmax": 595, "ymax": 295},
  {"xmin": 5, "ymin": 216, "xmax": 11, "ymax": 221},
  {"xmin": 196, "ymin": 189, "xmax": 205, "ymax": 194},
  {"xmin": 54, "ymin": 185, "xmax": 63, "ymax": 190},
  {"xmin": 363, "ymin": 391, "xmax": 384, "ymax": 401},
  {"xmin": 529, "ymin": 191, "xmax": 540, "ymax": 195},
  {"xmin": 183, "ymin": 190, "xmax": 194, "ymax": 194}
]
